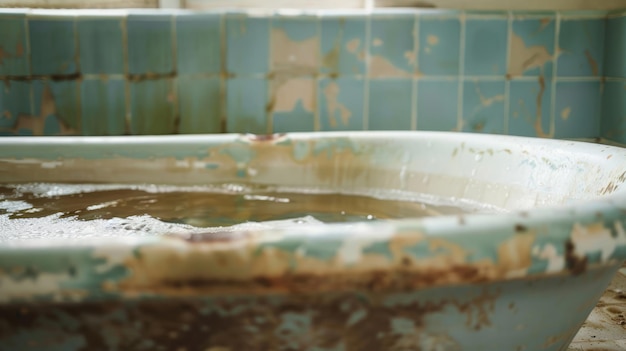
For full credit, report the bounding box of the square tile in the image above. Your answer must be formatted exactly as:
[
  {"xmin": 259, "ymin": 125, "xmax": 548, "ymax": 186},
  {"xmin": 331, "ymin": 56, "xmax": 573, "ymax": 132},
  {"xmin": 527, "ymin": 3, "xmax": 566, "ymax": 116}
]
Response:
[
  {"xmin": 271, "ymin": 16, "xmax": 318, "ymax": 75},
  {"xmin": 601, "ymin": 81, "xmax": 626, "ymax": 143},
  {"xmin": 605, "ymin": 15, "xmax": 626, "ymax": 78},
  {"xmin": 369, "ymin": 15, "xmax": 416, "ymax": 77},
  {"xmin": 32, "ymin": 80, "xmax": 79, "ymax": 135},
  {"xmin": 80, "ymin": 78, "xmax": 126, "ymax": 135},
  {"xmin": 418, "ymin": 17, "xmax": 461, "ymax": 76},
  {"xmin": 226, "ymin": 77, "xmax": 267, "ymax": 134},
  {"xmin": 509, "ymin": 78, "xmax": 552, "ymax": 137},
  {"xmin": 176, "ymin": 13, "xmax": 221, "ymax": 75},
  {"xmin": 0, "ymin": 15, "xmax": 29, "ymax": 76},
  {"xmin": 178, "ymin": 76, "xmax": 221, "ymax": 134},
  {"xmin": 130, "ymin": 79, "xmax": 176, "ymax": 135},
  {"xmin": 320, "ymin": 15, "xmax": 366, "ymax": 75},
  {"xmin": 226, "ymin": 15, "xmax": 269, "ymax": 75},
  {"xmin": 318, "ymin": 77, "xmax": 364, "ymax": 131},
  {"xmin": 554, "ymin": 80, "xmax": 601, "ymax": 138},
  {"xmin": 462, "ymin": 80, "xmax": 506, "ymax": 134},
  {"xmin": 78, "ymin": 18, "xmax": 125, "ymax": 74},
  {"xmin": 417, "ymin": 79, "xmax": 458, "ymax": 131},
  {"xmin": 368, "ymin": 78, "xmax": 413, "ymax": 130},
  {"xmin": 0, "ymin": 81, "xmax": 31, "ymax": 130},
  {"xmin": 464, "ymin": 19, "xmax": 508, "ymax": 76},
  {"xmin": 270, "ymin": 76, "xmax": 315, "ymax": 133},
  {"xmin": 127, "ymin": 15, "xmax": 174, "ymax": 75},
  {"xmin": 558, "ymin": 19, "xmax": 605, "ymax": 77},
  {"xmin": 509, "ymin": 17, "xmax": 556, "ymax": 77},
  {"xmin": 29, "ymin": 18, "xmax": 77, "ymax": 75}
]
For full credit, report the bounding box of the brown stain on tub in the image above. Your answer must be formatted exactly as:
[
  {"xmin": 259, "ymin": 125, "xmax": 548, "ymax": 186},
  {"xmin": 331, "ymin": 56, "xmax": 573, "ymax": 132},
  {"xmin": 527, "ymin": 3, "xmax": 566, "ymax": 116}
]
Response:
[
  {"xmin": 497, "ymin": 231, "xmax": 535, "ymax": 276},
  {"xmin": 0, "ymin": 289, "xmax": 499, "ymax": 351}
]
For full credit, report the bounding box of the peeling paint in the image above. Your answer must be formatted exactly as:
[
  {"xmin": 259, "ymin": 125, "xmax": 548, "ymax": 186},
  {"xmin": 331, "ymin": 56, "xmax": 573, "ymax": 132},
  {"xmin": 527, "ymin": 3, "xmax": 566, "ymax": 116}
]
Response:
[
  {"xmin": 271, "ymin": 28, "xmax": 319, "ymax": 74},
  {"xmin": 323, "ymin": 82, "xmax": 352, "ymax": 127},
  {"xmin": 508, "ymin": 33, "xmax": 554, "ymax": 77},
  {"xmin": 369, "ymin": 56, "xmax": 412, "ymax": 77},
  {"xmin": 561, "ymin": 106, "xmax": 572, "ymax": 120},
  {"xmin": 270, "ymin": 77, "xmax": 315, "ymax": 113}
]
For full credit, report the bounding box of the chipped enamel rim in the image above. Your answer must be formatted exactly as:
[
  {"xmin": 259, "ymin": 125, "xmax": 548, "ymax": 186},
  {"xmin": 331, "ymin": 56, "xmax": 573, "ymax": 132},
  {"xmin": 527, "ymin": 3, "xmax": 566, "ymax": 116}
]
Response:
[{"xmin": 0, "ymin": 131, "xmax": 625, "ymax": 302}]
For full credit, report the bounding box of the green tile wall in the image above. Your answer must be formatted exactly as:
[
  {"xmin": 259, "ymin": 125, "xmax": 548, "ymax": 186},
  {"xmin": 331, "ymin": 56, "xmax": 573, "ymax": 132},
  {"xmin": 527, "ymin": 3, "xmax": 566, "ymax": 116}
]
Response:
[{"xmin": 0, "ymin": 8, "xmax": 623, "ymax": 143}]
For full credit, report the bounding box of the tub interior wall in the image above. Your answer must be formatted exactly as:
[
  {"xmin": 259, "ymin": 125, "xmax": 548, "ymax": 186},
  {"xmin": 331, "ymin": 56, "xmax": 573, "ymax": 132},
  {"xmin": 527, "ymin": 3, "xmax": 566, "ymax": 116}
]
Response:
[
  {"xmin": 2, "ymin": 133, "xmax": 625, "ymax": 211},
  {"xmin": 0, "ymin": 6, "xmax": 624, "ymax": 143}
]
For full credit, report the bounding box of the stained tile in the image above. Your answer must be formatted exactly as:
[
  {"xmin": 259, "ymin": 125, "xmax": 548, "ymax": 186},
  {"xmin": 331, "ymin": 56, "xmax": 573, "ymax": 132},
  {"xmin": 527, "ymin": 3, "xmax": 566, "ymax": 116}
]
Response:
[
  {"xmin": 178, "ymin": 76, "xmax": 221, "ymax": 134},
  {"xmin": 318, "ymin": 77, "xmax": 364, "ymax": 131},
  {"xmin": 601, "ymin": 81, "xmax": 626, "ymax": 143},
  {"xmin": 0, "ymin": 13, "xmax": 29, "ymax": 76},
  {"xmin": 320, "ymin": 15, "xmax": 366, "ymax": 75},
  {"xmin": 464, "ymin": 19, "xmax": 508, "ymax": 76},
  {"xmin": 509, "ymin": 17, "xmax": 556, "ymax": 77},
  {"xmin": 226, "ymin": 77, "xmax": 267, "ymax": 133},
  {"xmin": 368, "ymin": 78, "xmax": 413, "ymax": 130},
  {"xmin": 558, "ymin": 19, "xmax": 605, "ymax": 77},
  {"xmin": 271, "ymin": 16, "xmax": 318, "ymax": 74},
  {"xmin": 176, "ymin": 13, "xmax": 221, "ymax": 74},
  {"xmin": 416, "ymin": 79, "xmax": 458, "ymax": 131},
  {"xmin": 554, "ymin": 80, "xmax": 601, "ymax": 138},
  {"xmin": 369, "ymin": 14, "xmax": 416, "ymax": 77},
  {"xmin": 509, "ymin": 78, "xmax": 552, "ymax": 137},
  {"xmin": 418, "ymin": 17, "xmax": 461, "ymax": 76},
  {"xmin": 127, "ymin": 15, "xmax": 174, "ymax": 75},
  {"xmin": 78, "ymin": 17, "xmax": 125, "ymax": 74},
  {"xmin": 462, "ymin": 80, "xmax": 506, "ymax": 134},
  {"xmin": 32, "ymin": 80, "xmax": 79, "ymax": 135},
  {"xmin": 29, "ymin": 17, "xmax": 77, "ymax": 75},
  {"xmin": 605, "ymin": 15, "xmax": 626, "ymax": 78},
  {"xmin": 130, "ymin": 79, "xmax": 176, "ymax": 135},
  {"xmin": 81, "ymin": 78, "xmax": 126, "ymax": 135},
  {"xmin": 226, "ymin": 15, "xmax": 269, "ymax": 75},
  {"xmin": 0, "ymin": 81, "xmax": 31, "ymax": 130},
  {"xmin": 270, "ymin": 76, "xmax": 315, "ymax": 133}
]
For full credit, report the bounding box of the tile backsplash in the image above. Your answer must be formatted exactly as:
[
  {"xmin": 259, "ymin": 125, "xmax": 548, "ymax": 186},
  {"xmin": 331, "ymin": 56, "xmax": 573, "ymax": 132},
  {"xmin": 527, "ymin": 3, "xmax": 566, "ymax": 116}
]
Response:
[{"xmin": 0, "ymin": 8, "xmax": 624, "ymax": 143}]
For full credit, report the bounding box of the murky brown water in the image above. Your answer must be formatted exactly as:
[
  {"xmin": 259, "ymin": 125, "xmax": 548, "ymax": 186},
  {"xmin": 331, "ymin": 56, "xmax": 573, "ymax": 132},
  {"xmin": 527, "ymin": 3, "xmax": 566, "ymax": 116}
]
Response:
[
  {"xmin": 0, "ymin": 183, "xmax": 476, "ymax": 227},
  {"xmin": 0, "ymin": 183, "xmax": 500, "ymax": 241}
]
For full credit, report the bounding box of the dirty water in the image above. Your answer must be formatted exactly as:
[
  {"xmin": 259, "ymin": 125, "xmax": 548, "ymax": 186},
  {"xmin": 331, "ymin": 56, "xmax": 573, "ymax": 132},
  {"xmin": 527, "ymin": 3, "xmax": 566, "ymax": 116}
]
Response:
[{"xmin": 0, "ymin": 183, "xmax": 501, "ymax": 242}]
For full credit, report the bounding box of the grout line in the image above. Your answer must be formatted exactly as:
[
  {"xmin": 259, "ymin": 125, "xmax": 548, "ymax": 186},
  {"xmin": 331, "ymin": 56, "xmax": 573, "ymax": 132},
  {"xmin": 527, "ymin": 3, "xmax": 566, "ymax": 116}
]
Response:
[
  {"xmin": 411, "ymin": 12, "xmax": 419, "ymax": 131},
  {"xmin": 549, "ymin": 13, "xmax": 561, "ymax": 137},
  {"xmin": 503, "ymin": 11, "xmax": 512, "ymax": 135},
  {"xmin": 219, "ymin": 13, "xmax": 227, "ymax": 133},
  {"xmin": 313, "ymin": 13, "xmax": 321, "ymax": 132},
  {"xmin": 73, "ymin": 14, "xmax": 82, "ymax": 133},
  {"xmin": 456, "ymin": 11, "xmax": 466, "ymax": 132},
  {"xmin": 266, "ymin": 15, "xmax": 273, "ymax": 134},
  {"xmin": 362, "ymin": 8, "xmax": 371, "ymax": 131},
  {"xmin": 24, "ymin": 14, "xmax": 34, "ymax": 117},
  {"xmin": 121, "ymin": 14, "xmax": 131, "ymax": 135},
  {"xmin": 170, "ymin": 13, "xmax": 179, "ymax": 133}
]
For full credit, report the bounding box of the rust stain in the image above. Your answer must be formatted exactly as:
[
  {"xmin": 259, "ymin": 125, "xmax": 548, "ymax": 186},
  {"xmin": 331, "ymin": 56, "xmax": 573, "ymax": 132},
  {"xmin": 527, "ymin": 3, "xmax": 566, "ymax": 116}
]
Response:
[
  {"xmin": 0, "ymin": 46, "xmax": 8, "ymax": 65},
  {"xmin": 584, "ymin": 49, "xmax": 599, "ymax": 76},
  {"xmin": 534, "ymin": 75, "xmax": 551, "ymax": 138},
  {"xmin": 565, "ymin": 239, "xmax": 587, "ymax": 275},
  {"xmin": 560, "ymin": 106, "xmax": 571, "ymax": 120},
  {"xmin": 15, "ymin": 42, "xmax": 23, "ymax": 57},
  {"xmin": 0, "ymin": 291, "xmax": 497, "ymax": 351}
]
